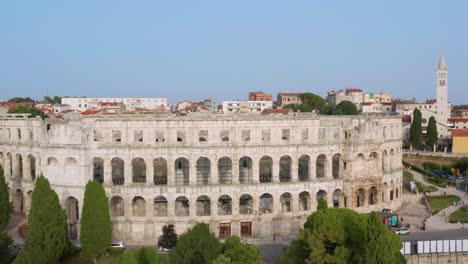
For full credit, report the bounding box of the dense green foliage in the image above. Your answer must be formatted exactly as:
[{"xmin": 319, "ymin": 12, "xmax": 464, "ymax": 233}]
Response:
[
  {"xmin": 7, "ymin": 106, "xmax": 48, "ymax": 119},
  {"xmin": 158, "ymin": 224, "xmax": 177, "ymax": 249},
  {"xmin": 8, "ymin": 97, "xmax": 34, "ymax": 103},
  {"xmin": 448, "ymin": 206, "xmax": 468, "ymax": 223},
  {"xmin": 363, "ymin": 212, "xmax": 406, "ymax": 263},
  {"xmin": 454, "ymin": 157, "xmax": 468, "ymax": 175},
  {"xmin": 220, "ymin": 236, "xmax": 263, "ymax": 264},
  {"xmin": 0, "ymin": 166, "xmax": 11, "ymax": 231},
  {"xmin": 80, "ymin": 180, "xmax": 112, "ymax": 262},
  {"xmin": 316, "ymin": 197, "xmax": 328, "ymax": 210},
  {"xmin": 42, "ymin": 96, "xmax": 62, "ymax": 104},
  {"xmin": 117, "ymin": 248, "xmax": 168, "ymax": 264},
  {"xmin": 299, "ymin": 93, "xmax": 327, "ymax": 113},
  {"xmin": 283, "ymin": 103, "xmax": 311, "ymax": 113},
  {"xmin": 427, "ymin": 195, "xmax": 460, "ymax": 215},
  {"xmin": 280, "ymin": 208, "xmax": 404, "ymax": 264},
  {"xmin": 13, "ymin": 176, "xmax": 67, "ymax": 264},
  {"xmin": 332, "ymin": 100, "xmax": 359, "ymax": 115},
  {"xmin": 426, "ymin": 116, "xmax": 438, "ymax": 148},
  {"xmin": 410, "ymin": 108, "xmax": 422, "ymax": 149},
  {"xmin": 170, "ymin": 223, "xmax": 222, "ymax": 264}
]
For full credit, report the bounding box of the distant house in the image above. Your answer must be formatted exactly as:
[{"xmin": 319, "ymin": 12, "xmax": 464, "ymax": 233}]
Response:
[
  {"xmin": 277, "ymin": 93, "xmax": 302, "ymax": 108},
  {"xmin": 452, "ymin": 129, "xmax": 468, "ymax": 155}
]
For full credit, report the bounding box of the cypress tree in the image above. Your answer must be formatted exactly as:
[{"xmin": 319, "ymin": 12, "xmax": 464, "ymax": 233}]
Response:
[
  {"xmin": 0, "ymin": 165, "xmax": 11, "ymax": 231},
  {"xmin": 13, "ymin": 176, "xmax": 67, "ymax": 264},
  {"xmin": 363, "ymin": 212, "xmax": 405, "ymax": 264},
  {"xmin": 80, "ymin": 180, "xmax": 112, "ymax": 262},
  {"xmin": 426, "ymin": 116, "xmax": 438, "ymax": 149},
  {"xmin": 410, "ymin": 108, "xmax": 422, "ymax": 149}
]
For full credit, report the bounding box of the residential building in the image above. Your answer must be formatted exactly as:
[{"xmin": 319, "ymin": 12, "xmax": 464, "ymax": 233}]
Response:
[
  {"xmin": 452, "ymin": 129, "xmax": 468, "ymax": 155},
  {"xmin": 453, "ymin": 109, "xmax": 468, "ymax": 118},
  {"xmin": 222, "ymin": 100, "xmax": 273, "ymax": 113},
  {"xmin": 249, "ymin": 91, "xmax": 272, "ymax": 101},
  {"xmin": 361, "ymin": 102, "xmax": 393, "ymax": 114},
  {"xmin": 61, "ymin": 97, "xmax": 168, "ymax": 112},
  {"xmin": 363, "ymin": 92, "xmax": 392, "ymax": 104},
  {"xmin": 53, "ymin": 104, "xmax": 72, "ymax": 114},
  {"xmin": 98, "ymin": 102, "xmax": 126, "ymax": 114},
  {"xmin": 327, "ymin": 89, "xmax": 363, "ymax": 108},
  {"xmin": 448, "ymin": 118, "xmax": 468, "ymax": 129},
  {"xmin": 277, "ymin": 93, "xmax": 302, "ymax": 108}
]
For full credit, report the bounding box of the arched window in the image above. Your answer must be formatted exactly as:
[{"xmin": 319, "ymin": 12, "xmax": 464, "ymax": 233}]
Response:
[
  {"xmin": 316, "ymin": 155, "xmax": 327, "ymax": 178},
  {"xmin": 356, "ymin": 189, "xmax": 365, "ymax": 207},
  {"xmin": 132, "ymin": 196, "xmax": 146, "ymax": 217},
  {"xmin": 92, "ymin": 157, "xmax": 104, "ymax": 183},
  {"xmin": 259, "ymin": 193, "xmax": 273, "ymax": 214},
  {"xmin": 354, "ymin": 154, "xmax": 365, "ymax": 172},
  {"xmin": 333, "ymin": 189, "xmax": 344, "ymax": 208},
  {"xmin": 132, "ymin": 158, "xmax": 146, "ymax": 183},
  {"xmin": 218, "ymin": 157, "xmax": 232, "ymax": 184},
  {"xmin": 196, "ymin": 195, "xmax": 211, "ymax": 216},
  {"xmin": 332, "ymin": 154, "xmax": 342, "ymax": 179},
  {"xmin": 47, "ymin": 156, "xmax": 57, "ymax": 165},
  {"xmin": 369, "ymin": 186, "xmax": 378, "ymax": 205},
  {"xmin": 154, "ymin": 196, "xmax": 168, "ymax": 217},
  {"xmin": 65, "ymin": 197, "xmax": 79, "ymax": 240},
  {"xmin": 27, "ymin": 154, "xmax": 36, "ymax": 181},
  {"xmin": 175, "ymin": 158, "xmax": 189, "ymax": 185},
  {"xmin": 299, "ymin": 191, "xmax": 311, "ymax": 211},
  {"xmin": 153, "ymin": 158, "xmax": 168, "ymax": 185},
  {"xmin": 218, "ymin": 195, "xmax": 232, "ymax": 215},
  {"xmin": 14, "ymin": 154, "xmax": 23, "ymax": 180},
  {"xmin": 239, "ymin": 157, "xmax": 253, "ymax": 184},
  {"xmin": 175, "ymin": 196, "xmax": 190, "ymax": 217},
  {"xmin": 111, "ymin": 158, "xmax": 125, "ymax": 185},
  {"xmin": 110, "ymin": 196, "xmax": 125, "ymax": 216},
  {"xmin": 298, "ymin": 155, "xmax": 310, "ymax": 182},
  {"xmin": 259, "ymin": 156, "xmax": 273, "ymax": 183},
  {"xmin": 65, "ymin": 157, "xmax": 78, "ymax": 166},
  {"xmin": 196, "ymin": 157, "xmax": 211, "ymax": 185},
  {"xmin": 316, "ymin": 190, "xmax": 327, "ymax": 202},
  {"xmin": 239, "ymin": 194, "xmax": 253, "ymax": 215},
  {"xmin": 280, "ymin": 193, "xmax": 292, "ymax": 212},
  {"xmin": 279, "ymin": 156, "xmax": 292, "ymax": 182}
]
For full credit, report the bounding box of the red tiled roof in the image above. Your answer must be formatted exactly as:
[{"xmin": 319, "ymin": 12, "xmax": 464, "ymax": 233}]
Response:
[
  {"xmin": 449, "ymin": 118, "xmax": 468, "ymax": 123},
  {"xmin": 426, "ymin": 99, "xmax": 437, "ymax": 104},
  {"xmin": 278, "ymin": 93, "xmax": 301, "ymax": 97},
  {"xmin": 452, "ymin": 129, "xmax": 468, "ymax": 137},
  {"xmin": 80, "ymin": 110, "xmax": 100, "ymax": 115},
  {"xmin": 402, "ymin": 115, "xmax": 412, "ymax": 122},
  {"xmin": 261, "ymin": 108, "xmax": 290, "ymax": 115},
  {"xmin": 345, "ymin": 88, "xmax": 363, "ymax": 93}
]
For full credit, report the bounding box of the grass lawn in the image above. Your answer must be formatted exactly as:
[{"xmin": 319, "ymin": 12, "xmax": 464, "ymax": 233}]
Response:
[
  {"xmin": 62, "ymin": 249, "xmax": 124, "ymax": 264},
  {"xmin": 403, "ymin": 171, "xmax": 438, "ymax": 193},
  {"xmin": 449, "ymin": 206, "xmax": 468, "ymax": 224},
  {"xmin": 427, "ymin": 195, "xmax": 461, "ymax": 215}
]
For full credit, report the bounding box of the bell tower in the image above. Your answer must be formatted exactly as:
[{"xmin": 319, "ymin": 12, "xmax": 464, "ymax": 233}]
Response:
[{"xmin": 436, "ymin": 55, "xmax": 448, "ymax": 126}]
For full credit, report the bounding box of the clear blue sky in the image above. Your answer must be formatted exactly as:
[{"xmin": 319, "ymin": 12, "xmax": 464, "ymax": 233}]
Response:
[{"xmin": 1, "ymin": 1, "xmax": 467, "ymax": 104}]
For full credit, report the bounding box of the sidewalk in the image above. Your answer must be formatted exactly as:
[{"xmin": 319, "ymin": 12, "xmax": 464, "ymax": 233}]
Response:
[{"xmin": 410, "ymin": 169, "xmax": 468, "ymax": 230}]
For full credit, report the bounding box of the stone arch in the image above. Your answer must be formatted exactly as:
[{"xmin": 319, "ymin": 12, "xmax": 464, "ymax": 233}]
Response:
[
  {"xmin": 132, "ymin": 157, "xmax": 146, "ymax": 183},
  {"xmin": 153, "ymin": 158, "xmax": 168, "ymax": 185},
  {"xmin": 175, "ymin": 196, "xmax": 190, "ymax": 217},
  {"xmin": 239, "ymin": 194, "xmax": 253, "ymax": 215},
  {"xmin": 132, "ymin": 196, "xmax": 146, "ymax": 217},
  {"xmin": 65, "ymin": 157, "xmax": 78, "ymax": 166},
  {"xmin": 280, "ymin": 192, "xmax": 292, "ymax": 212},
  {"xmin": 27, "ymin": 154, "xmax": 36, "ymax": 180},
  {"xmin": 279, "ymin": 156, "xmax": 292, "ymax": 182},
  {"xmin": 92, "ymin": 157, "xmax": 104, "ymax": 183},
  {"xmin": 382, "ymin": 182, "xmax": 389, "ymax": 202},
  {"xmin": 218, "ymin": 195, "xmax": 232, "ymax": 215},
  {"xmin": 13, "ymin": 189, "xmax": 24, "ymax": 214},
  {"xmin": 332, "ymin": 153, "xmax": 343, "ymax": 179},
  {"xmin": 110, "ymin": 196, "xmax": 125, "ymax": 216},
  {"xmin": 218, "ymin": 157, "xmax": 232, "ymax": 184},
  {"xmin": 239, "ymin": 157, "xmax": 253, "ymax": 184},
  {"xmin": 382, "ymin": 150, "xmax": 389, "ymax": 172},
  {"xmin": 196, "ymin": 195, "xmax": 211, "ymax": 216},
  {"xmin": 369, "ymin": 152, "xmax": 379, "ymax": 171},
  {"xmin": 390, "ymin": 149, "xmax": 395, "ymax": 170},
  {"xmin": 356, "ymin": 188, "xmax": 365, "ymax": 207},
  {"xmin": 154, "ymin": 196, "xmax": 168, "ymax": 217},
  {"xmin": 15, "ymin": 154, "xmax": 23, "ymax": 180},
  {"xmin": 175, "ymin": 158, "xmax": 189, "ymax": 185},
  {"xmin": 111, "ymin": 157, "xmax": 125, "ymax": 185},
  {"xmin": 6, "ymin": 153, "xmax": 12, "ymax": 177},
  {"xmin": 65, "ymin": 196, "xmax": 79, "ymax": 240},
  {"xmin": 299, "ymin": 191, "xmax": 311, "ymax": 211},
  {"xmin": 47, "ymin": 156, "xmax": 58, "ymax": 166},
  {"xmin": 196, "ymin": 157, "xmax": 211, "ymax": 185},
  {"xmin": 354, "ymin": 153, "xmax": 365, "ymax": 172},
  {"xmin": 316, "ymin": 154, "xmax": 327, "ymax": 178},
  {"xmin": 259, "ymin": 193, "xmax": 273, "ymax": 214},
  {"xmin": 316, "ymin": 190, "xmax": 327, "ymax": 202},
  {"xmin": 25, "ymin": 190, "xmax": 33, "ymax": 214},
  {"xmin": 298, "ymin": 155, "xmax": 310, "ymax": 181},
  {"xmin": 259, "ymin": 156, "xmax": 273, "ymax": 183},
  {"xmin": 333, "ymin": 189, "xmax": 344, "ymax": 208},
  {"xmin": 369, "ymin": 186, "xmax": 378, "ymax": 205}
]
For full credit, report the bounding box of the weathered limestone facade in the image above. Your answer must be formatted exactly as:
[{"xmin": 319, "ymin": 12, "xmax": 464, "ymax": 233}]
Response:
[{"xmin": 0, "ymin": 113, "xmax": 403, "ymax": 244}]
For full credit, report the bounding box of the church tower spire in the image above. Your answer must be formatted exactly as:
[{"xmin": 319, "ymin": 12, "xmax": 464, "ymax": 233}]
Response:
[
  {"xmin": 436, "ymin": 54, "xmax": 449, "ymax": 138},
  {"xmin": 438, "ymin": 54, "xmax": 448, "ymax": 70}
]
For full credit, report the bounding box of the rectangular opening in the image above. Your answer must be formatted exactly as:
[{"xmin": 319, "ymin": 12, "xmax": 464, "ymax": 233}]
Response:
[
  {"xmin": 240, "ymin": 222, "xmax": 252, "ymax": 237},
  {"xmin": 199, "ymin": 130, "xmax": 208, "ymax": 142},
  {"xmin": 241, "ymin": 130, "xmax": 250, "ymax": 141},
  {"xmin": 28, "ymin": 129, "xmax": 33, "ymax": 141},
  {"xmin": 219, "ymin": 223, "xmax": 231, "ymax": 239},
  {"xmin": 177, "ymin": 130, "xmax": 186, "ymax": 142},
  {"xmin": 155, "ymin": 130, "xmax": 165, "ymax": 142},
  {"xmin": 220, "ymin": 130, "xmax": 229, "ymax": 142},
  {"xmin": 301, "ymin": 128, "xmax": 308, "ymax": 140},
  {"xmin": 282, "ymin": 129, "xmax": 290, "ymax": 140},
  {"xmin": 261, "ymin": 129, "xmax": 270, "ymax": 142},
  {"xmin": 112, "ymin": 130, "xmax": 122, "ymax": 142},
  {"xmin": 318, "ymin": 128, "xmax": 326, "ymax": 140},
  {"xmin": 17, "ymin": 128, "xmax": 21, "ymax": 140},
  {"xmin": 94, "ymin": 130, "xmax": 103, "ymax": 142},
  {"xmin": 134, "ymin": 130, "xmax": 143, "ymax": 142}
]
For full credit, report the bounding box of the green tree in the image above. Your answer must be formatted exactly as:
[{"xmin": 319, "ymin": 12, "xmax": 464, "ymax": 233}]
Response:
[
  {"xmin": 8, "ymin": 97, "xmax": 34, "ymax": 103},
  {"xmin": 299, "ymin": 93, "xmax": 327, "ymax": 113},
  {"xmin": 212, "ymin": 254, "xmax": 232, "ymax": 264},
  {"xmin": 170, "ymin": 223, "xmax": 222, "ymax": 264},
  {"xmin": 279, "ymin": 237, "xmax": 309, "ymax": 264},
  {"xmin": 43, "ymin": 96, "xmax": 62, "ymax": 104},
  {"xmin": 283, "ymin": 103, "xmax": 312, "ymax": 113},
  {"xmin": 426, "ymin": 116, "xmax": 438, "ymax": 149},
  {"xmin": 158, "ymin": 224, "xmax": 178, "ymax": 249},
  {"xmin": 0, "ymin": 166, "xmax": 11, "ymax": 231},
  {"xmin": 332, "ymin": 100, "xmax": 359, "ymax": 115},
  {"xmin": 7, "ymin": 106, "xmax": 48, "ymax": 119},
  {"xmin": 221, "ymin": 236, "xmax": 263, "ymax": 264},
  {"xmin": 13, "ymin": 176, "xmax": 67, "ymax": 264},
  {"xmin": 410, "ymin": 108, "xmax": 422, "ymax": 149},
  {"xmin": 363, "ymin": 212, "xmax": 405, "ymax": 264},
  {"xmin": 80, "ymin": 180, "xmax": 112, "ymax": 262},
  {"xmin": 316, "ymin": 197, "xmax": 328, "ymax": 210}
]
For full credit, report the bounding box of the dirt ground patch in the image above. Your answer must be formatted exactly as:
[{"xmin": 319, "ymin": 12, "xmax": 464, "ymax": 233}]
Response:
[
  {"xmin": 403, "ymin": 154, "xmax": 456, "ymax": 169},
  {"xmin": 395, "ymin": 194, "xmax": 430, "ymax": 230}
]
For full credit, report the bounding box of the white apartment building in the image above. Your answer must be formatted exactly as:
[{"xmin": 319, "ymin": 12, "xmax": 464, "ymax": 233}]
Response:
[
  {"xmin": 61, "ymin": 97, "xmax": 168, "ymax": 112},
  {"xmin": 222, "ymin": 100, "xmax": 273, "ymax": 113}
]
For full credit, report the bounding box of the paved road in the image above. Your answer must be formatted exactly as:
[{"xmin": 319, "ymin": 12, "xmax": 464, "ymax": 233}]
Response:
[{"xmin": 402, "ymin": 229, "xmax": 468, "ymax": 241}]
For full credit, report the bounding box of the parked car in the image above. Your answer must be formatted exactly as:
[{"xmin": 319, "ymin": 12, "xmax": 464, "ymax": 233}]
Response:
[
  {"xmin": 394, "ymin": 227, "xmax": 410, "ymax": 235},
  {"xmin": 156, "ymin": 246, "xmax": 171, "ymax": 253},
  {"xmin": 110, "ymin": 240, "xmax": 125, "ymax": 249}
]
